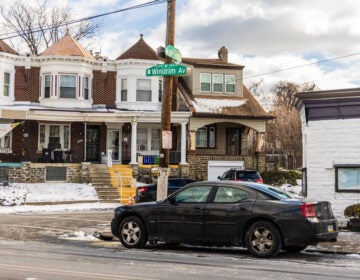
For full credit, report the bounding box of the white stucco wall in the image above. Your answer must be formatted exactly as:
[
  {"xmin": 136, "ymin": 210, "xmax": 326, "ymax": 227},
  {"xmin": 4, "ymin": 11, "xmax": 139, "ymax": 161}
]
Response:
[{"xmin": 304, "ymin": 118, "xmax": 360, "ymax": 223}]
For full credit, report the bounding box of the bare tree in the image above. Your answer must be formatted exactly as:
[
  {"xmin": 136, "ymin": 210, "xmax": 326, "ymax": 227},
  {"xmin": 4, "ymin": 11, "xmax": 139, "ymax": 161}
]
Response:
[
  {"xmin": 265, "ymin": 82, "xmax": 316, "ymax": 169},
  {"xmin": 0, "ymin": 0, "xmax": 99, "ymax": 55}
]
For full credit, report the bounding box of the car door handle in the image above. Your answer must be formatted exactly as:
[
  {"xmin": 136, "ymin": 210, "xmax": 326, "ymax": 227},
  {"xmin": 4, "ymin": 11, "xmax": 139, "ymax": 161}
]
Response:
[{"xmin": 194, "ymin": 206, "xmax": 204, "ymax": 210}]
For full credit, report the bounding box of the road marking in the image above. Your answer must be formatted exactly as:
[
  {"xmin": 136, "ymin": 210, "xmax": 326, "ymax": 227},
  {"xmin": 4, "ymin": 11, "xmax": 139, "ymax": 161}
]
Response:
[{"xmin": 0, "ymin": 263, "xmax": 155, "ymax": 280}]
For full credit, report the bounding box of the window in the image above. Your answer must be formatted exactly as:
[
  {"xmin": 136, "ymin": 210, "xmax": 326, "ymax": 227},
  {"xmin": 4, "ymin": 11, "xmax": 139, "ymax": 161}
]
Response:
[
  {"xmin": 212, "ymin": 74, "xmax": 223, "ymax": 93},
  {"xmin": 151, "ymin": 128, "xmax": 160, "ymax": 150},
  {"xmin": 38, "ymin": 124, "xmax": 70, "ymax": 150},
  {"xmin": 44, "ymin": 75, "xmax": 51, "ymax": 98},
  {"xmin": 121, "ymin": 79, "xmax": 127, "ymax": 101},
  {"xmin": 335, "ymin": 165, "xmax": 360, "ymax": 192},
  {"xmin": 175, "ymin": 186, "xmax": 212, "ymax": 203},
  {"xmin": 137, "ymin": 128, "xmax": 147, "ymax": 151},
  {"xmin": 83, "ymin": 77, "xmax": 89, "ymax": 100},
  {"xmin": 0, "ymin": 132, "xmax": 12, "ymax": 153},
  {"xmin": 60, "ymin": 75, "xmax": 76, "ymax": 98},
  {"xmin": 136, "ymin": 79, "xmax": 151, "ymax": 101},
  {"xmin": 3, "ymin": 72, "xmax": 10, "ymax": 97},
  {"xmin": 200, "ymin": 73, "xmax": 236, "ymax": 94},
  {"xmin": 158, "ymin": 79, "xmax": 163, "ymax": 102},
  {"xmin": 196, "ymin": 125, "xmax": 216, "ymax": 148},
  {"xmin": 225, "ymin": 75, "xmax": 236, "ymax": 93},
  {"xmin": 214, "ymin": 187, "xmax": 249, "ymax": 203},
  {"xmin": 200, "ymin": 73, "xmax": 211, "ymax": 92}
]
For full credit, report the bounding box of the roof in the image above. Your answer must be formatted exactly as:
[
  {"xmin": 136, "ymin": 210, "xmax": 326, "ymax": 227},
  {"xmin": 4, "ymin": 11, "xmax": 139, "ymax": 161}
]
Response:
[
  {"xmin": 116, "ymin": 34, "xmax": 159, "ymax": 60},
  {"xmin": 182, "ymin": 57, "xmax": 244, "ymax": 69},
  {"xmin": 177, "ymin": 77, "xmax": 273, "ymax": 119},
  {"xmin": 40, "ymin": 29, "xmax": 94, "ymax": 58},
  {"xmin": 0, "ymin": 40, "xmax": 18, "ymax": 55}
]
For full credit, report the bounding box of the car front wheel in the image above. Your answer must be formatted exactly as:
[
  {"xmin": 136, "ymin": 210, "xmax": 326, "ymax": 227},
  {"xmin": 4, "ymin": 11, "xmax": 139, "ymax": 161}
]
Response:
[
  {"xmin": 245, "ymin": 221, "xmax": 281, "ymax": 258},
  {"xmin": 118, "ymin": 216, "xmax": 147, "ymax": 248}
]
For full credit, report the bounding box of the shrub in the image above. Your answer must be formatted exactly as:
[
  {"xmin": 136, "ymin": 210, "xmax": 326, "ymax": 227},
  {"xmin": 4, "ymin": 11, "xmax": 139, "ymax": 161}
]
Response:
[
  {"xmin": 344, "ymin": 204, "xmax": 360, "ymax": 219},
  {"xmin": 261, "ymin": 169, "xmax": 301, "ymax": 186}
]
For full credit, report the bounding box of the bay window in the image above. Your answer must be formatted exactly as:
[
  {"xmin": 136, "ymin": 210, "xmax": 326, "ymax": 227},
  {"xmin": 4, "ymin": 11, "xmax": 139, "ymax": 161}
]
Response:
[
  {"xmin": 121, "ymin": 79, "xmax": 127, "ymax": 101},
  {"xmin": 3, "ymin": 72, "xmax": 10, "ymax": 97},
  {"xmin": 83, "ymin": 76, "xmax": 89, "ymax": 100},
  {"xmin": 44, "ymin": 75, "xmax": 51, "ymax": 98},
  {"xmin": 136, "ymin": 79, "xmax": 151, "ymax": 101},
  {"xmin": 60, "ymin": 75, "xmax": 76, "ymax": 98}
]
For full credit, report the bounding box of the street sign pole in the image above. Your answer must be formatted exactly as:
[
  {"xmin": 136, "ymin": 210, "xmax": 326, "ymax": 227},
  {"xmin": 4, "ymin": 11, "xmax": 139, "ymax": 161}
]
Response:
[{"xmin": 157, "ymin": 0, "xmax": 176, "ymax": 201}]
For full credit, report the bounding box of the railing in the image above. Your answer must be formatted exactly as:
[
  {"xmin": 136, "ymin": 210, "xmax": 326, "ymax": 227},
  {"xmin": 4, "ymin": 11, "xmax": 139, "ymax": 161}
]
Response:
[{"xmin": 138, "ymin": 151, "xmax": 181, "ymax": 165}]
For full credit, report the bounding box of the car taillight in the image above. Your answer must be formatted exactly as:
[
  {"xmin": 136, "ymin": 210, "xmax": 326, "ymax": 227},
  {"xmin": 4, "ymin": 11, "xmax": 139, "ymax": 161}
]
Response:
[
  {"xmin": 137, "ymin": 187, "xmax": 149, "ymax": 193},
  {"xmin": 301, "ymin": 203, "xmax": 316, "ymax": 217},
  {"xmin": 256, "ymin": 178, "xmax": 263, "ymax": 183}
]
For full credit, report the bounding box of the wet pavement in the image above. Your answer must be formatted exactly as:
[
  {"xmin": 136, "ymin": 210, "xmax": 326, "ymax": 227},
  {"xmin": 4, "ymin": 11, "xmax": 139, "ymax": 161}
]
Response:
[{"xmin": 307, "ymin": 230, "xmax": 360, "ymax": 255}]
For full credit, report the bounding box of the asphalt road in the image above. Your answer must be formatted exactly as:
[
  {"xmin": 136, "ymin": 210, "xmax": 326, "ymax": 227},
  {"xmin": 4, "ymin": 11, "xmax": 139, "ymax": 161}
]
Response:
[{"xmin": 0, "ymin": 210, "xmax": 359, "ymax": 280}]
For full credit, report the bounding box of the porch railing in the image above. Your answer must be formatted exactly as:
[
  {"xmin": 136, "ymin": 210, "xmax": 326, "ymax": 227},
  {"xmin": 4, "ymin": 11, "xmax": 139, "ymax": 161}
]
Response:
[{"xmin": 139, "ymin": 151, "xmax": 181, "ymax": 165}]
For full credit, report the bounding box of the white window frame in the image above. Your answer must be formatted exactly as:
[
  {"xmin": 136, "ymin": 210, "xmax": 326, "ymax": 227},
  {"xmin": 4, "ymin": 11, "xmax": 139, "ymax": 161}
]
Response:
[
  {"xmin": 136, "ymin": 79, "xmax": 152, "ymax": 102},
  {"xmin": 3, "ymin": 72, "xmax": 10, "ymax": 97},
  {"xmin": 44, "ymin": 74, "xmax": 51, "ymax": 98},
  {"xmin": 121, "ymin": 78, "xmax": 127, "ymax": 101},
  {"xmin": 212, "ymin": 74, "xmax": 223, "ymax": 93},
  {"xmin": 225, "ymin": 74, "xmax": 236, "ymax": 94},
  {"xmin": 137, "ymin": 127, "xmax": 148, "ymax": 151},
  {"xmin": 38, "ymin": 123, "xmax": 71, "ymax": 150},
  {"xmin": 59, "ymin": 74, "xmax": 77, "ymax": 99},
  {"xmin": 0, "ymin": 132, "xmax": 12, "ymax": 153},
  {"xmin": 200, "ymin": 73, "xmax": 211, "ymax": 93},
  {"xmin": 151, "ymin": 128, "xmax": 160, "ymax": 150},
  {"xmin": 83, "ymin": 76, "xmax": 90, "ymax": 100}
]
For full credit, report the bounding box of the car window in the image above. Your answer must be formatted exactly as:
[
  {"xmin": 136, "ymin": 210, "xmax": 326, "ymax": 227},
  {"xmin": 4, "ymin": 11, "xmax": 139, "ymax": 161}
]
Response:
[
  {"xmin": 214, "ymin": 187, "xmax": 249, "ymax": 203},
  {"xmin": 175, "ymin": 186, "xmax": 212, "ymax": 203},
  {"xmin": 223, "ymin": 171, "xmax": 233, "ymax": 180}
]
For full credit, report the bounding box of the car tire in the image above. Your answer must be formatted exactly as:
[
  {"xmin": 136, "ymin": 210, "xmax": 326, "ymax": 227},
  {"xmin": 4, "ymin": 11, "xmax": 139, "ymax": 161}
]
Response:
[
  {"xmin": 245, "ymin": 221, "xmax": 281, "ymax": 258},
  {"xmin": 284, "ymin": 245, "xmax": 307, "ymax": 253},
  {"xmin": 118, "ymin": 216, "xmax": 147, "ymax": 249}
]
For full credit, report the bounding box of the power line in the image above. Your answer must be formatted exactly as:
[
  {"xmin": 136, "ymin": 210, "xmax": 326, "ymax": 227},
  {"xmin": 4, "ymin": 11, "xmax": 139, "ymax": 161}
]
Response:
[
  {"xmin": 0, "ymin": 0, "xmax": 167, "ymax": 40},
  {"xmin": 243, "ymin": 52, "xmax": 360, "ymax": 80}
]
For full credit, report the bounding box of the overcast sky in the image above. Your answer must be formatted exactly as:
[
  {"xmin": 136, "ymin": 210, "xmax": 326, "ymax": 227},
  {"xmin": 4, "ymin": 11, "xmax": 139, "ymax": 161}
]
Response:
[{"xmin": 3, "ymin": 0, "xmax": 360, "ymax": 94}]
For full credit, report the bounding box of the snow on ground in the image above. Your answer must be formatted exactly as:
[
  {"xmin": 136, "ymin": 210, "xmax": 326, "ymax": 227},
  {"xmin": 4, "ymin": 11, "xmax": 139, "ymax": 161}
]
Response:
[{"xmin": 0, "ymin": 182, "xmax": 119, "ymax": 214}]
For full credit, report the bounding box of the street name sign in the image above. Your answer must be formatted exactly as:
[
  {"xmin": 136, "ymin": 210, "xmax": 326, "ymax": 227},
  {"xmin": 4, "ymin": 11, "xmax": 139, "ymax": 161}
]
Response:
[
  {"xmin": 146, "ymin": 64, "xmax": 187, "ymax": 76},
  {"xmin": 165, "ymin": 45, "xmax": 182, "ymax": 62}
]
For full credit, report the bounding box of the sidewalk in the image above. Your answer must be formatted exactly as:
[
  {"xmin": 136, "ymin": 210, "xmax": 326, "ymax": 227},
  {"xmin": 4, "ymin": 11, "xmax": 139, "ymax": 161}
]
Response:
[{"xmin": 306, "ymin": 230, "xmax": 360, "ymax": 255}]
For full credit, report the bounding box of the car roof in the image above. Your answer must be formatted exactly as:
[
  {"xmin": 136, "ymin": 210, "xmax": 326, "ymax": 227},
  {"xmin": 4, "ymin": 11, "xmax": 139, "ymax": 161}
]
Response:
[{"xmin": 187, "ymin": 181, "xmax": 296, "ymax": 200}]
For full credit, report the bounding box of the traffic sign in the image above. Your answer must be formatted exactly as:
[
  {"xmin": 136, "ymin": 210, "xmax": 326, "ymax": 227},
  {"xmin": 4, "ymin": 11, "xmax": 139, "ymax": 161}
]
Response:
[
  {"xmin": 146, "ymin": 64, "xmax": 187, "ymax": 76},
  {"xmin": 165, "ymin": 45, "xmax": 182, "ymax": 62}
]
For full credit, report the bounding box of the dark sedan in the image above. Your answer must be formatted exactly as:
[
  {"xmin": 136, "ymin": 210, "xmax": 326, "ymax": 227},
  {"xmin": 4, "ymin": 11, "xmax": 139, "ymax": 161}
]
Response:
[
  {"xmin": 111, "ymin": 181, "xmax": 338, "ymax": 258},
  {"xmin": 135, "ymin": 178, "xmax": 197, "ymax": 203}
]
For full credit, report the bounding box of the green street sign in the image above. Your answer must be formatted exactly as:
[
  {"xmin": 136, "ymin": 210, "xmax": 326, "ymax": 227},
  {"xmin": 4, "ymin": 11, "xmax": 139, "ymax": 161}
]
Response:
[
  {"xmin": 146, "ymin": 64, "xmax": 187, "ymax": 76},
  {"xmin": 165, "ymin": 45, "xmax": 182, "ymax": 62}
]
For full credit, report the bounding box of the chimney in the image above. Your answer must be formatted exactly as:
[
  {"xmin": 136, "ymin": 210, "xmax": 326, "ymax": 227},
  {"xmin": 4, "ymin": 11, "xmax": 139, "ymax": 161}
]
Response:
[{"xmin": 218, "ymin": 46, "xmax": 228, "ymax": 63}]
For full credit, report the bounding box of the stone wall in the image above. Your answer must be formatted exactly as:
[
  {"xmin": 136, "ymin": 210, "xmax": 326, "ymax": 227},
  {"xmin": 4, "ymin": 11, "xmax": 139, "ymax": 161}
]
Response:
[
  {"xmin": 187, "ymin": 154, "xmax": 265, "ymax": 180},
  {"xmin": 9, "ymin": 162, "xmax": 85, "ymax": 183}
]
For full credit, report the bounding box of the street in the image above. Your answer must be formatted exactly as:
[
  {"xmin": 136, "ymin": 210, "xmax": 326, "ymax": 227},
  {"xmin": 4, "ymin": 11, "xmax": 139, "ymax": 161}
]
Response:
[{"xmin": 0, "ymin": 211, "xmax": 359, "ymax": 280}]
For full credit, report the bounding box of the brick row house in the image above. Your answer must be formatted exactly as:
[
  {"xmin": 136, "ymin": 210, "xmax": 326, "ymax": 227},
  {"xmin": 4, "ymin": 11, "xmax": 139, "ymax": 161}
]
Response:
[{"xmin": 0, "ymin": 31, "xmax": 272, "ymax": 184}]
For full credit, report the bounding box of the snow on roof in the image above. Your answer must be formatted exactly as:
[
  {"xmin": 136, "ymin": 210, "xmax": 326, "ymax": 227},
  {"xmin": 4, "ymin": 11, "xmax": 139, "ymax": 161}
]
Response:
[{"xmin": 192, "ymin": 98, "xmax": 247, "ymax": 113}]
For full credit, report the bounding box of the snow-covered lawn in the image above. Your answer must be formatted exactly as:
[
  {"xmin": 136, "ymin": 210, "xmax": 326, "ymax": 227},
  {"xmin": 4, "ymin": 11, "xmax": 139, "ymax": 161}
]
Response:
[{"xmin": 0, "ymin": 182, "xmax": 119, "ymax": 214}]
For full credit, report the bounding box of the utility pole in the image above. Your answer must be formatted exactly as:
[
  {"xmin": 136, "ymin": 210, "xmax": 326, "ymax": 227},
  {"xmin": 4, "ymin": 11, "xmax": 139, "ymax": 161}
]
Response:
[{"xmin": 157, "ymin": 0, "xmax": 176, "ymax": 201}]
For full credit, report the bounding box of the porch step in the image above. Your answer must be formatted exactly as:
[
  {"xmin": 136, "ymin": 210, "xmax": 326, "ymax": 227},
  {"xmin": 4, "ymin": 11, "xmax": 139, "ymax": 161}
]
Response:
[
  {"xmin": 109, "ymin": 164, "xmax": 136, "ymax": 204},
  {"xmin": 90, "ymin": 164, "xmax": 121, "ymax": 203}
]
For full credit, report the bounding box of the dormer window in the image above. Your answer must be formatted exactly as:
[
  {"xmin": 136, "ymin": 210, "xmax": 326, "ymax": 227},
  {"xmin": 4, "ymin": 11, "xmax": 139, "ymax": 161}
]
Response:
[
  {"xmin": 200, "ymin": 73, "xmax": 236, "ymax": 94},
  {"xmin": 60, "ymin": 75, "xmax": 76, "ymax": 98}
]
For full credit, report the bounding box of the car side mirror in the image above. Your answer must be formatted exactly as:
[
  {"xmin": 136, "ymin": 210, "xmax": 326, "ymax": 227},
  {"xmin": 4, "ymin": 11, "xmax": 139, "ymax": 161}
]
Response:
[
  {"xmin": 168, "ymin": 195, "xmax": 176, "ymax": 204},
  {"xmin": 217, "ymin": 176, "xmax": 221, "ymax": 180}
]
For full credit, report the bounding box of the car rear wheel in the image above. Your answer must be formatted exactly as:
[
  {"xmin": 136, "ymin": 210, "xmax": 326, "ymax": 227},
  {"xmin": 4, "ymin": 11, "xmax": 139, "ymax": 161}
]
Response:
[
  {"xmin": 119, "ymin": 216, "xmax": 147, "ymax": 248},
  {"xmin": 245, "ymin": 221, "xmax": 281, "ymax": 258}
]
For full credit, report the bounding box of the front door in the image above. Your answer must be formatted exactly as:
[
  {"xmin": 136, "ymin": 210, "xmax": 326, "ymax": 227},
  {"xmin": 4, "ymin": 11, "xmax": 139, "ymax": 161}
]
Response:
[
  {"xmin": 86, "ymin": 126, "xmax": 99, "ymax": 162},
  {"xmin": 108, "ymin": 130, "xmax": 121, "ymax": 163},
  {"xmin": 226, "ymin": 127, "xmax": 242, "ymax": 155}
]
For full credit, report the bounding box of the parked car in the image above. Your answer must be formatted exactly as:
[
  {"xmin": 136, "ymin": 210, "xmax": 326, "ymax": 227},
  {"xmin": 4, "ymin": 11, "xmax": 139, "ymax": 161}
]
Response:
[
  {"xmin": 135, "ymin": 178, "xmax": 197, "ymax": 203},
  {"xmin": 111, "ymin": 181, "xmax": 338, "ymax": 258},
  {"xmin": 218, "ymin": 168, "xmax": 263, "ymax": 183}
]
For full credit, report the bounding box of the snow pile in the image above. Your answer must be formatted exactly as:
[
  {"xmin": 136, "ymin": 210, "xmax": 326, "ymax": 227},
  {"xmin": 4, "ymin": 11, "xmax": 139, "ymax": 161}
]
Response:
[{"xmin": 0, "ymin": 183, "xmax": 98, "ymax": 206}]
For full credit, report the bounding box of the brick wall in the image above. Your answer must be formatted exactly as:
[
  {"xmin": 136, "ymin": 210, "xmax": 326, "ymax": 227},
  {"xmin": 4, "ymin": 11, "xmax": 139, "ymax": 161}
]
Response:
[
  {"xmin": 15, "ymin": 66, "xmax": 40, "ymax": 102},
  {"xmin": 92, "ymin": 70, "xmax": 116, "ymax": 105}
]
